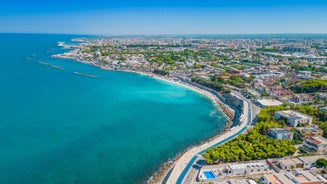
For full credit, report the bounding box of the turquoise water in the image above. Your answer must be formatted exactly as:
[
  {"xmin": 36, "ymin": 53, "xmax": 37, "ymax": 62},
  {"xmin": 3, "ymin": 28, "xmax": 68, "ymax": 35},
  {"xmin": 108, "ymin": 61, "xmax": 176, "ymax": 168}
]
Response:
[
  {"xmin": 203, "ymin": 171, "xmax": 216, "ymax": 179},
  {"xmin": 0, "ymin": 33, "xmax": 226, "ymax": 184}
]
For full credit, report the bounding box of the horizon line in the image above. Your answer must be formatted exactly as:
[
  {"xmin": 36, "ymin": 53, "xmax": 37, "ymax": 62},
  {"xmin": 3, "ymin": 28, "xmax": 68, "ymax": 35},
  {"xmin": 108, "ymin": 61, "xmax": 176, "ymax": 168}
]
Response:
[{"xmin": 1, "ymin": 32, "xmax": 327, "ymax": 36}]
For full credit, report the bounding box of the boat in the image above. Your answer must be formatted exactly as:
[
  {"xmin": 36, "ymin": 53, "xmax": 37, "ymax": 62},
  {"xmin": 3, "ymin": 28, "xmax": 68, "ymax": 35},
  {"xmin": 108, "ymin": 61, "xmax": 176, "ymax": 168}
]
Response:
[{"xmin": 72, "ymin": 72, "xmax": 99, "ymax": 78}]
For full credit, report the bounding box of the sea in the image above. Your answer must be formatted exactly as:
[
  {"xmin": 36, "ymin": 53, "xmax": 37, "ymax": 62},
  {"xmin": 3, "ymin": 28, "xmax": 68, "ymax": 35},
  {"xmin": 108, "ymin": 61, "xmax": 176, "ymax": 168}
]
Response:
[{"xmin": 0, "ymin": 33, "xmax": 227, "ymax": 184}]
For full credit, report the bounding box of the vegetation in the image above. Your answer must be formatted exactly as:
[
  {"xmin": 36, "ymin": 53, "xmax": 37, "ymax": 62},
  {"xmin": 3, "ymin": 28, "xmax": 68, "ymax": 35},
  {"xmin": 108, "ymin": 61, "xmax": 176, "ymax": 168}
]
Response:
[
  {"xmin": 203, "ymin": 105, "xmax": 297, "ymax": 164},
  {"xmin": 203, "ymin": 129, "xmax": 296, "ymax": 164},
  {"xmin": 191, "ymin": 77, "xmax": 224, "ymax": 92},
  {"xmin": 316, "ymin": 158, "xmax": 327, "ymax": 168},
  {"xmin": 291, "ymin": 80, "xmax": 327, "ymax": 93},
  {"xmin": 153, "ymin": 69, "xmax": 169, "ymax": 76}
]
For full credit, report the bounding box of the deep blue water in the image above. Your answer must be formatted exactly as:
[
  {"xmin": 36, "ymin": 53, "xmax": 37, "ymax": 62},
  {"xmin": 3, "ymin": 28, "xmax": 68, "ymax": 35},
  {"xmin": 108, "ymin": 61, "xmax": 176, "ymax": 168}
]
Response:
[{"xmin": 0, "ymin": 33, "xmax": 226, "ymax": 184}]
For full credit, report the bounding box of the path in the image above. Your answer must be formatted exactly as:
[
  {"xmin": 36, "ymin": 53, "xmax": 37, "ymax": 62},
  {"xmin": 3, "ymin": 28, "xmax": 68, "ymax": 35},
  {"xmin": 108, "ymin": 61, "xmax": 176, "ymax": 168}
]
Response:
[{"xmin": 165, "ymin": 91, "xmax": 255, "ymax": 184}]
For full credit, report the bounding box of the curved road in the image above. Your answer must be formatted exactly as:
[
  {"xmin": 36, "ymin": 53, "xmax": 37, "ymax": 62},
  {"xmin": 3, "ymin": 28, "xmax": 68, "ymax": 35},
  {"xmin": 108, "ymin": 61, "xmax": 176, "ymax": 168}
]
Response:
[{"xmin": 165, "ymin": 91, "xmax": 256, "ymax": 184}]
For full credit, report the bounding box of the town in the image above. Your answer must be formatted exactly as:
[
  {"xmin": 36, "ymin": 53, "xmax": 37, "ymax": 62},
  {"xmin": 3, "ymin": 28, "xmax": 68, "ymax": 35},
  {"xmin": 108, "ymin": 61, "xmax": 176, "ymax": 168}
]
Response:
[{"xmin": 53, "ymin": 35, "xmax": 327, "ymax": 184}]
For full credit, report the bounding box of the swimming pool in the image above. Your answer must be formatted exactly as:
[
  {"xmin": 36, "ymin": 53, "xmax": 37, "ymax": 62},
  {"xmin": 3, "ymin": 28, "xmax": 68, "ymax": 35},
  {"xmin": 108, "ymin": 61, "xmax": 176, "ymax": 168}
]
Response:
[{"xmin": 203, "ymin": 171, "xmax": 216, "ymax": 179}]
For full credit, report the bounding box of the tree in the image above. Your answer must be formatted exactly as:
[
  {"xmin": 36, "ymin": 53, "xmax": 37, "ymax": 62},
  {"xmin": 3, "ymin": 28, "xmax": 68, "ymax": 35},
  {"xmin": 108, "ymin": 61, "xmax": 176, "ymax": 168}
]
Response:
[{"xmin": 316, "ymin": 158, "xmax": 327, "ymax": 168}]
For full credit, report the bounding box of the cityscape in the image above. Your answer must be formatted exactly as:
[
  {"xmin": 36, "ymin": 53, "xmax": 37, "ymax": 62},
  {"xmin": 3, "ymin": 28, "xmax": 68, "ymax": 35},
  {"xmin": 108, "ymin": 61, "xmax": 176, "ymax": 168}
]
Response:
[
  {"xmin": 52, "ymin": 35, "xmax": 327, "ymax": 184},
  {"xmin": 1, "ymin": 0, "xmax": 327, "ymax": 184}
]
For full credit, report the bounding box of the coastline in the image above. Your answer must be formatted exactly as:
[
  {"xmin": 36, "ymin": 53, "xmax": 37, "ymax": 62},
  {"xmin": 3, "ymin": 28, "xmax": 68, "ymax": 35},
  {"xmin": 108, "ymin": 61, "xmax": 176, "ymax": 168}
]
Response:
[
  {"xmin": 52, "ymin": 49, "xmax": 236, "ymax": 184},
  {"xmin": 96, "ymin": 66, "xmax": 236, "ymax": 184}
]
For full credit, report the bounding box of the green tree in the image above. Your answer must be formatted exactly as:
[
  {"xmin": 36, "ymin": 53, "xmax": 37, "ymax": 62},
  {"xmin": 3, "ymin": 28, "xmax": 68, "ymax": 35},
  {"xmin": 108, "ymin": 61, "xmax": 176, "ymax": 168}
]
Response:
[{"xmin": 317, "ymin": 158, "xmax": 327, "ymax": 168}]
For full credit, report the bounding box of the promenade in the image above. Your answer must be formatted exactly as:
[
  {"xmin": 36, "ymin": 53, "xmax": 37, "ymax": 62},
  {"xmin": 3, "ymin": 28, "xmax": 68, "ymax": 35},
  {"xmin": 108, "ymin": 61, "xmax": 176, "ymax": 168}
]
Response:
[{"xmin": 165, "ymin": 91, "xmax": 254, "ymax": 184}]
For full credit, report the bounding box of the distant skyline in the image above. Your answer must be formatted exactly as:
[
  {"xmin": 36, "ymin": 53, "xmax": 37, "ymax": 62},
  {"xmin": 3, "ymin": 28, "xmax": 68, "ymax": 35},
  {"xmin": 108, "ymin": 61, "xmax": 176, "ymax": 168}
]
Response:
[{"xmin": 1, "ymin": 0, "xmax": 327, "ymax": 35}]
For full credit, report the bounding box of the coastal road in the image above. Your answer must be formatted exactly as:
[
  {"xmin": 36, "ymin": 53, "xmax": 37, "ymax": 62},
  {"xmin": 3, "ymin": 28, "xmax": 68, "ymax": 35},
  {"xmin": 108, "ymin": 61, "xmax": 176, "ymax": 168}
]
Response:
[{"xmin": 165, "ymin": 91, "xmax": 257, "ymax": 184}]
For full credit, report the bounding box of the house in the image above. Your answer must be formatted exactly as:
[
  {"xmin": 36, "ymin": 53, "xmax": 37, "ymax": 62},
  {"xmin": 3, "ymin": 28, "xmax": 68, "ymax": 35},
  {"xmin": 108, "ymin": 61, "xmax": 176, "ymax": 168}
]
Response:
[
  {"xmin": 259, "ymin": 171, "xmax": 326, "ymax": 184},
  {"xmin": 296, "ymin": 126, "xmax": 323, "ymax": 140},
  {"xmin": 270, "ymin": 90, "xmax": 294, "ymax": 97},
  {"xmin": 291, "ymin": 94, "xmax": 313, "ymax": 104},
  {"xmin": 277, "ymin": 155, "xmax": 327, "ymax": 171},
  {"xmin": 268, "ymin": 128, "xmax": 294, "ymax": 140},
  {"xmin": 277, "ymin": 158, "xmax": 303, "ymax": 171},
  {"xmin": 304, "ymin": 136, "xmax": 327, "ymax": 153},
  {"xmin": 274, "ymin": 110, "xmax": 312, "ymax": 127},
  {"xmin": 198, "ymin": 161, "xmax": 271, "ymax": 181},
  {"xmin": 298, "ymin": 71, "xmax": 311, "ymax": 77},
  {"xmin": 225, "ymin": 162, "xmax": 269, "ymax": 176},
  {"xmin": 298, "ymin": 155, "xmax": 327, "ymax": 169}
]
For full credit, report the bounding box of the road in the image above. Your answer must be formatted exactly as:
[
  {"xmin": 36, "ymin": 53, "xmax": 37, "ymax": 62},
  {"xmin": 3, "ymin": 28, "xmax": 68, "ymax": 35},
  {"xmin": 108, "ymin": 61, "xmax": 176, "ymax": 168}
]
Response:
[{"xmin": 164, "ymin": 91, "xmax": 259, "ymax": 184}]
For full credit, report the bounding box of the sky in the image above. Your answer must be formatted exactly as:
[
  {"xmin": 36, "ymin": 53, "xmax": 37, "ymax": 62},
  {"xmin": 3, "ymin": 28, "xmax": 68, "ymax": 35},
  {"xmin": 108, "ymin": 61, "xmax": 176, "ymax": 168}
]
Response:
[{"xmin": 1, "ymin": 0, "xmax": 327, "ymax": 34}]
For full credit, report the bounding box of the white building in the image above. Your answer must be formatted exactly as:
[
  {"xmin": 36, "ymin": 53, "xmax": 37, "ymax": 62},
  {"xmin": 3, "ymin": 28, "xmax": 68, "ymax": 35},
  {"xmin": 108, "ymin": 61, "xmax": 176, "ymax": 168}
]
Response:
[
  {"xmin": 274, "ymin": 110, "xmax": 312, "ymax": 127},
  {"xmin": 226, "ymin": 162, "xmax": 269, "ymax": 176}
]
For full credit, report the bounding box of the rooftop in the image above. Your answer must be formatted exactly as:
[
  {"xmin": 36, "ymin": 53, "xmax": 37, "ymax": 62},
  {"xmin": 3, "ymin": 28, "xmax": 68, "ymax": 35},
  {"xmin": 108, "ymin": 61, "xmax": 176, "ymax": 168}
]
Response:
[
  {"xmin": 298, "ymin": 155, "xmax": 327, "ymax": 164},
  {"xmin": 296, "ymin": 126, "xmax": 322, "ymax": 133},
  {"xmin": 275, "ymin": 110, "xmax": 311, "ymax": 119},
  {"xmin": 270, "ymin": 128, "xmax": 291, "ymax": 134},
  {"xmin": 278, "ymin": 158, "xmax": 298, "ymax": 166},
  {"xmin": 307, "ymin": 136, "xmax": 327, "ymax": 145},
  {"xmin": 228, "ymin": 162, "xmax": 267, "ymax": 170},
  {"xmin": 263, "ymin": 171, "xmax": 326, "ymax": 184},
  {"xmin": 257, "ymin": 99, "xmax": 283, "ymax": 107}
]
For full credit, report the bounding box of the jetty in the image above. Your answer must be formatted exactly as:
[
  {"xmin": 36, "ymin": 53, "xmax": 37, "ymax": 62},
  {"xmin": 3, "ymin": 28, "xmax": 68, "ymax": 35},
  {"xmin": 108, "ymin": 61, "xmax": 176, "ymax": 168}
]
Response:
[
  {"xmin": 38, "ymin": 61, "xmax": 64, "ymax": 70},
  {"xmin": 72, "ymin": 72, "xmax": 99, "ymax": 78}
]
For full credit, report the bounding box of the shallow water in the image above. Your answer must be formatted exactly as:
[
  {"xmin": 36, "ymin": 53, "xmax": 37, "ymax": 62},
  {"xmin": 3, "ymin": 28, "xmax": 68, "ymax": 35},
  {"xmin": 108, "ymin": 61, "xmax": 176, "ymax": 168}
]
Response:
[{"xmin": 0, "ymin": 33, "xmax": 227, "ymax": 184}]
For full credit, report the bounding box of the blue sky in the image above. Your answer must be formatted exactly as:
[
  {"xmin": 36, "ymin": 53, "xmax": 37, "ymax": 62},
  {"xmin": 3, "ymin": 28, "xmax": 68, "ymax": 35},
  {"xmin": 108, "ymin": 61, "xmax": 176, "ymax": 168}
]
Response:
[{"xmin": 1, "ymin": 0, "xmax": 327, "ymax": 34}]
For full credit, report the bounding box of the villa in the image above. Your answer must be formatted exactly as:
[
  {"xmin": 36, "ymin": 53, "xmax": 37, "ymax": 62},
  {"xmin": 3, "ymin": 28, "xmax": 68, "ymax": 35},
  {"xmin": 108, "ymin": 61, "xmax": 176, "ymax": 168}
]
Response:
[{"xmin": 274, "ymin": 110, "xmax": 312, "ymax": 127}]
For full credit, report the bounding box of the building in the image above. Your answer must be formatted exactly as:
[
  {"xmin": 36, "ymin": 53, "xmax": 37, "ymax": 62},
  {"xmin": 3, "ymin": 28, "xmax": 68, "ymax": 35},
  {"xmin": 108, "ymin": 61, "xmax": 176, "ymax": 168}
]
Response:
[
  {"xmin": 268, "ymin": 128, "xmax": 294, "ymax": 140},
  {"xmin": 297, "ymin": 155, "xmax": 327, "ymax": 169},
  {"xmin": 259, "ymin": 171, "xmax": 326, "ymax": 184},
  {"xmin": 277, "ymin": 158, "xmax": 303, "ymax": 171},
  {"xmin": 283, "ymin": 46, "xmax": 310, "ymax": 53},
  {"xmin": 219, "ymin": 179, "xmax": 258, "ymax": 184},
  {"xmin": 277, "ymin": 155, "xmax": 327, "ymax": 171},
  {"xmin": 304, "ymin": 136, "xmax": 327, "ymax": 153},
  {"xmin": 274, "ymin": 110, "xmax": 312, "ymax": 127},
  {"xmin": 298, "ymin": 71, "xmax": 311, "ymax": 77},
  {"xmin": 291, "ymin": 94, "xmax": 313, "ymax": 104},
  {"xmin": 198, "ymin": 161, "xmax": 270, "ymax": 181},
  {"xmin": 296, "ymin": 126, "xmax": 323, "ymax": 140},
  {"xmin": 226, "ymin": 162, "xmax": 269, "ymax": 176},
  {"xmin": 256, "ymin": 99, "xmax": 283, "ymax": 108},
  {"xmin": 316, "ymin": 93, "xmax": 327, "ymax": 101},
  {"xmin": 270, "ymin": 90, "xmax": 294, "ymax": 97}
]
